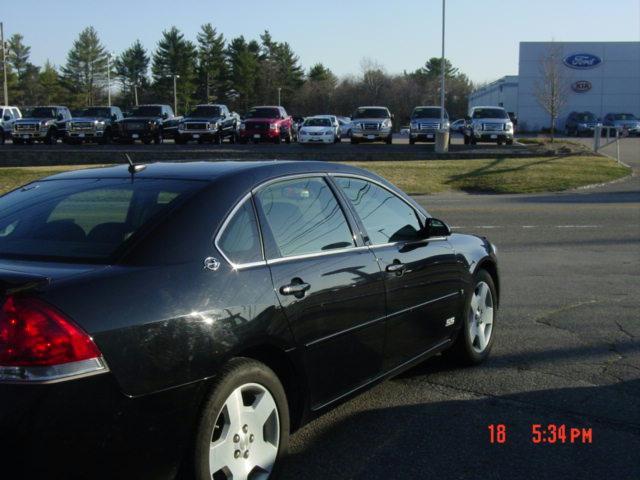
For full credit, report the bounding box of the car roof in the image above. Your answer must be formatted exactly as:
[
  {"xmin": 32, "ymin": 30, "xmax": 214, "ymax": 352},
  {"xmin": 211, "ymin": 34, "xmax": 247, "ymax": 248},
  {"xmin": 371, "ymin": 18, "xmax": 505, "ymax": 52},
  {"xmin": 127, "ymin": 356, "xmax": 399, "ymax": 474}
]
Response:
[
  {"xmin": 471, "ymin": 106, "xmax": 506, "ymax": 110},
  {"xmin": 40, "ymin": 161, "xmax": 377, "ymax": 184},
  {"xmin": 356, "ymin": 106, "xmax": 389, "ymax": 109}
]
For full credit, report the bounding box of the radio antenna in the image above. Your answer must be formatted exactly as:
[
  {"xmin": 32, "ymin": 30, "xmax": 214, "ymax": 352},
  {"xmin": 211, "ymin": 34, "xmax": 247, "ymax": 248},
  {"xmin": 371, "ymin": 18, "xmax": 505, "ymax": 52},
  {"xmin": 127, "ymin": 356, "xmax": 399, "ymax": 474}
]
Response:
[{"xmin": 125, "ymin": 153, "xmax": 146, "ymax": 174}]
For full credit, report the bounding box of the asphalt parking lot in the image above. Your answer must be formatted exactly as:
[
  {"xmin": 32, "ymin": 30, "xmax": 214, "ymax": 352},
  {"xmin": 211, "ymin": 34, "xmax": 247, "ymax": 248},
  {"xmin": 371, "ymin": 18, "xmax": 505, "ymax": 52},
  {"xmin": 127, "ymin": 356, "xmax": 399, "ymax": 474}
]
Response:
[{"xmin": 278, "ymin": 138, "xmax": 640, "ymax": 479}]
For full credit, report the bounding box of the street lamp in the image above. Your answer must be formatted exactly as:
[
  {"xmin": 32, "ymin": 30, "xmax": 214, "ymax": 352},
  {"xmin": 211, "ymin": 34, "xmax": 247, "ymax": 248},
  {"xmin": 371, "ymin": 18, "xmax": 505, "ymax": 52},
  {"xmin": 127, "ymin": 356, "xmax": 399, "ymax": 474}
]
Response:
[
  {"xmin": 106, "ymin": 52, "xmax": 113, "ymax": 107},
  {"xmin": 278, "ymin": 87, "xmax": 282, "ymax": 106},
  {"xmin": 435, "ymin": 0, "xmax": 449, "ymax": 153},
  {"xmin": 167, "ymin": 74, "xmax": 180, "ymax": 115}
]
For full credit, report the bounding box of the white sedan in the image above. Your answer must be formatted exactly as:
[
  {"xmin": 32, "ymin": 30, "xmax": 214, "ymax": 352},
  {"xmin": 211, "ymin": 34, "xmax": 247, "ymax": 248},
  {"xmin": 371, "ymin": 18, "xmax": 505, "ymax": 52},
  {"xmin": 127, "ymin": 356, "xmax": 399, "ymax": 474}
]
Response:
[{"xmin": 298, "ymin": 116, "xmax": 340, "ymax": 144}]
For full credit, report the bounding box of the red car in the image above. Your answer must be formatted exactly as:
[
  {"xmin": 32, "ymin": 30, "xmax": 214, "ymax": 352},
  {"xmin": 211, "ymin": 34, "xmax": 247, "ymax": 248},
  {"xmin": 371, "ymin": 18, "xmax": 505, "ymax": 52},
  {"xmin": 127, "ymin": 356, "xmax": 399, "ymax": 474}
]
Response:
[{"xmin": 239, "ymin": 106, "xmax": 295, "ymax": 144}]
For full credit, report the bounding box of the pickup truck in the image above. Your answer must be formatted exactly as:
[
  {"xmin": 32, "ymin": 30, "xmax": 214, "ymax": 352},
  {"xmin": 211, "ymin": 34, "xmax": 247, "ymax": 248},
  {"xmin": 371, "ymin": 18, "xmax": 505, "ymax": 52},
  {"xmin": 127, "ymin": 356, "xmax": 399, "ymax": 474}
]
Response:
[
  {"xmin": 12, "ymin": 106, "xmax": 72, "ymax": 145},
  {"xmin": 409, "ymin": 106, "xmax": 449, "ymax": 144},
  {"xmin": 176, "ymin": 104, "xmax": 240, "ymax": 144},
  {"xmin": 65, "ymin": 106, "xmax": 124, "ymax": 144},
  {"xmin": 0, "ymin": 106, "xmax": 22, "ymax": 144},
  {"xmin": 350, "ymin": 106, "xmax": 394, "ymax": 144},
  {"xmin": 114, "ymin": 104, "xmax": 182, "ymax": 144},
  {"xmin": 463, "ymin": 106, "xmax": 514, "ymax": 145},
  {"xmin": 239, "ymin": 106, "xmax": 295, "ymax": 144}
]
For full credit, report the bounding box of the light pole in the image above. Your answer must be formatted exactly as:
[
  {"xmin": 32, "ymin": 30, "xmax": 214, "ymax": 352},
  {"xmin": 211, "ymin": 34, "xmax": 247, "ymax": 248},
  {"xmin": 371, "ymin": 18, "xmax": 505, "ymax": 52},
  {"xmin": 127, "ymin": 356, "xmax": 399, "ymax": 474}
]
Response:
[
  {"xmin": 106, "ymin": 52, "xmax": 113, "ymax": 107},
  {"xmin": 0, "ymin": 22, "xmax": 7, "ymax": 105},
  {"xmin": 278, "ymin": 87, "xmax": 281, "ymax": 106},
  {"xmin": 171, "ymin": 74, "xmax": 180, "ymax": 115},
  {"xmin": 435, "ymin": 0, "xmax": 449, "ymax": 153}
]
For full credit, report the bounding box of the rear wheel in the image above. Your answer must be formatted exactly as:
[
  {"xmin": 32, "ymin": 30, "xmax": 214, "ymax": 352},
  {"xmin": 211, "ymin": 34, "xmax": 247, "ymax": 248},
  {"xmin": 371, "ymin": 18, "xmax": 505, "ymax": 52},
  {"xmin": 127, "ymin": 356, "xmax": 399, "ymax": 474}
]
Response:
[
  {"xmin": 193, "ymin": 358, "xmax": 289, "ymax": 480},
  {"xmin": 446, "ymin": 269, "xmax": 497, "ymax": 365},
  {"xmin": 45, "ymin": 128, "xmax": 57, "ymax": 145}
]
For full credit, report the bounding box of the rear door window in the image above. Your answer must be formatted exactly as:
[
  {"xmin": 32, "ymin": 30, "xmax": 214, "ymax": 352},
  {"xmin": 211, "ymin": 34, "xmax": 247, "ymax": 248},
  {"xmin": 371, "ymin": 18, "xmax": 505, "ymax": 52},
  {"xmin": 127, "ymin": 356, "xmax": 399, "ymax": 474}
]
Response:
[
  {"xmin": 255, "ymin": 177, "xmax": 355, "ymax": 258},
  {"xmin": 0, "ymin": 178, "xmax": 202, "ymax": 262},
  {"xmin": 216, "ymin": 199, "xmax": 263, "ymax": 265}
]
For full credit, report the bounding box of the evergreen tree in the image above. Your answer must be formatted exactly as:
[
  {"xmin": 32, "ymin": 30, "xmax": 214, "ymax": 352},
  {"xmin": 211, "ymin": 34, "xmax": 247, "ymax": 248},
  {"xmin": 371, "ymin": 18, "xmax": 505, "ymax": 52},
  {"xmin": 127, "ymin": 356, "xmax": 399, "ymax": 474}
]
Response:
[
  {"xmin": 39, "ymin": 61, "xmax": 65, "ymax": 105},
  {"xmin": 226, "ymin": 36, "xmax": 260, "ymax": 112},
  {"xmin": 196, "ymin": 23, "xmax": 228, "ymax": 103},
  {"xmin": 151, "ymin": 26, "xmax": 198, "ymax": 114},
  {"xmin": 61, "ymin": 26, "xmax": 109, "ymax": 107},
  {"xmin": 114, "ymin": 40, "xmax": 149, "ymax": 107},
  {"xmin": 7, "ymin": 34, "xmax": 31, "ymax": 78},
  {"xmin": 308, "ymin": 63, "xmax": 337, "ymax": 85}
]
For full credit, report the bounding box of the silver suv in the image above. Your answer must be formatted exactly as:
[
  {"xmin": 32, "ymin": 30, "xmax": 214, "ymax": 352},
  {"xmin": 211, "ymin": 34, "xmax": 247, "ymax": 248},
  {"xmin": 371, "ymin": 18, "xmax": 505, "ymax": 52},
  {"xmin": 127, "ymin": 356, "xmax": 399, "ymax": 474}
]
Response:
[
  {"xmin": 350, "ymin": 106, "xmax": 393, "ymax": 144},
  {"xmin": 464, "ymin": 106, "xmax": 514, "ymax": 145}
]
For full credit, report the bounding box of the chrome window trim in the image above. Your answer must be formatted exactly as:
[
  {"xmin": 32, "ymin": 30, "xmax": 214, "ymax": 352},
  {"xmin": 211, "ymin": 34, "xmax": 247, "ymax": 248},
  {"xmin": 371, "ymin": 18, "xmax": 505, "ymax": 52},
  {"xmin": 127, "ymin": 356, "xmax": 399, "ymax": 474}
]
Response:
[
  {"xmin": 266, "ymin": 245, "xmax": 371, "ymax": 265},
  {"xmin": 213, "ymin": 192, "xmax": 267, "ymax": 271}
]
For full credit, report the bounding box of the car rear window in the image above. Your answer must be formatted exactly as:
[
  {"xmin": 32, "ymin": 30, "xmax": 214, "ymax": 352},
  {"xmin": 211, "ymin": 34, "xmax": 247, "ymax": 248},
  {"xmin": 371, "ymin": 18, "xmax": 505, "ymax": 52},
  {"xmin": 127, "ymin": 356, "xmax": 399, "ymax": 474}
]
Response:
[{"xmin": 0, "ymin": 178, "xmax": 201, "ymax": 263}]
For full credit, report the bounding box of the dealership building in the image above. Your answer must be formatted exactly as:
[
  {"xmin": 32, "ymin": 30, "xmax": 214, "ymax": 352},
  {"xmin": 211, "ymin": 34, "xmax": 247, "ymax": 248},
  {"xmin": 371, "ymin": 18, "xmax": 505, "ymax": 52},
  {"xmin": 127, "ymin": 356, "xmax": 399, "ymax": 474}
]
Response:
[{"xmin": 469, "ymin": 42, "xmax": 640, "ymax": 131}]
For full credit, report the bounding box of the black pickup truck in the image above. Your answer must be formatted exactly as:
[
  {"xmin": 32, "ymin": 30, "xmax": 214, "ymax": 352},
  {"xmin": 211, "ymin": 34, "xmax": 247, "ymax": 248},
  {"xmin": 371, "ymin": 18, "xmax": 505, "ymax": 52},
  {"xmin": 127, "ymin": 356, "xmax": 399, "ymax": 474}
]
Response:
[
  {"xmin": 11, "ymin": 106, "xmax": 72, "ymax": 145},
  {"xmin": 114, "ymin": 104, "xmax": 182, "ymax": 144},
  {"xmin": 64, "ymin": 106, "xmax": 124, "ymax": 144},
  {"xmin": 175, "ymin": 104, "xmax": 240, "ymax": 144}
]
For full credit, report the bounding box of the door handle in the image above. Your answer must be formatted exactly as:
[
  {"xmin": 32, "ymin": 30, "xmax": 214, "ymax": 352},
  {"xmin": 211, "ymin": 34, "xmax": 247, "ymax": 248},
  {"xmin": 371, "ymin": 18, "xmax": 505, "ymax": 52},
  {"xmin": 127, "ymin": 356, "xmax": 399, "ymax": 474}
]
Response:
[
  {"xmin": 280, "ymin": 279, "xmax": 311, "ymax": 297},
  {"xmin": 386, "ymin": 262, "xmax": 406, "ymax": 274}
]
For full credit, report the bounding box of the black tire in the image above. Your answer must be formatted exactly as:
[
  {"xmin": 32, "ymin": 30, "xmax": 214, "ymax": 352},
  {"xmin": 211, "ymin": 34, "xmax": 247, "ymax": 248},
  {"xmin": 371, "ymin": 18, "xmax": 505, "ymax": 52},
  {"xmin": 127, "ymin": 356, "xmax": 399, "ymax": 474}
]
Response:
[
  {"xmin": 285, "ymin": 130, "xmax": 292, "ymax": 144},
  {"xmin": 229, "ymin": 132, "xmax": 237, "ymax": 144},
  {"xmin": 446, "ymin": 269, "xmax": 498, "ymax": 366},
  {"xmin": 214, "ymin": 133, "xmax": 223, "ymax": 145},
  {"xmin": 193, "ymin": 358, "xmax": 289, "ymax": 480},
  {"xmin": 0, "ymin": 129, "xmax": 5, "ymax": 145},
  {"xmin": 409, "ymin": 137, "xmax": 416, "ymax": 145},
  {"xmin": 274, "ymin": 134, "xmax": 281, "ymax": 144},
  {"xmin": 385, "ymin": 135, "xmax": 393, "ymax": 145},
  {"xmin": 463, "ymin": 134, "xmax": 470, "ymax": 145},
  {"xmin": 497, "ymin": 139, "xmax": 504, "ymax": 146},
  {"xmin": 142, "ymin": 138, "xmax": 152, "ymax": 145}
]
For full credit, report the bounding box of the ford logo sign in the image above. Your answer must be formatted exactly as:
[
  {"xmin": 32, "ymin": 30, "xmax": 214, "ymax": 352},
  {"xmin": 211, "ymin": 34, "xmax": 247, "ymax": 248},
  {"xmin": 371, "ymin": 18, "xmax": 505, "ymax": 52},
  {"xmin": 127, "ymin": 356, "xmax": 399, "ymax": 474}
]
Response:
[
  {"xmin": 564, "ymin": 53, "xmax": 602, "ymax": 69},
  {"xmin": 572, "ymin": 80, "xmax": 592, "ymax": 93}
]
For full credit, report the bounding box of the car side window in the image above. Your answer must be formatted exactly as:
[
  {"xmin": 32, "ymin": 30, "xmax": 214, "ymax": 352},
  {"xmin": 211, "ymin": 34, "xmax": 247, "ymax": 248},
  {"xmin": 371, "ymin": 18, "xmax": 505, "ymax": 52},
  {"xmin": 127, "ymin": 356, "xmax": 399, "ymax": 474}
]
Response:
[
  {"xmin": 217, "ymin": 199, "xmax": 263, "ymax": 265},
  {"xmin": 256, "ymin": 177, "xmax": 355, "ymax": 258},
  {"xmin": 335, "ymin": 177, "xmax": 423, "ymax": 245}
]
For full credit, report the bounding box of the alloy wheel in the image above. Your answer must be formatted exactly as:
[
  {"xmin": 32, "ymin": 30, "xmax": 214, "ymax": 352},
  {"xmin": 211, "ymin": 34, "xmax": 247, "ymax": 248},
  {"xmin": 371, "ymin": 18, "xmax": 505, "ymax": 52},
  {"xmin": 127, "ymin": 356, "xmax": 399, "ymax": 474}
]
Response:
[
  {"xmin": 467, "ymin": 281, "xmax": 494, "ymax": 353},
  {"xmin": 209, "ymin": 383, "xmax": 280, "ymax": 480}
]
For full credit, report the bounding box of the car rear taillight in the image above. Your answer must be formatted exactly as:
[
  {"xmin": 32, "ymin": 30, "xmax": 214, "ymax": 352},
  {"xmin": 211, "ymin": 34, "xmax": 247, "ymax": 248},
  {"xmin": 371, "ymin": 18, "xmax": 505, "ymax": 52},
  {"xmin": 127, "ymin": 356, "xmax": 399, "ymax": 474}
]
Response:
[{"xmin": 0, "ymin": 296, "xmax": 107, "ymax": 382}]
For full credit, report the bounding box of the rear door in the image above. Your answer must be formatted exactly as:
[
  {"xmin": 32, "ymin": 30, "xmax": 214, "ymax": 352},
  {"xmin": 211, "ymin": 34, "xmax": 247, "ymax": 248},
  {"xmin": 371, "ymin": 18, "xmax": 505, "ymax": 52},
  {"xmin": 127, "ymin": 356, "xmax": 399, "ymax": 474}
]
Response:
[
  {"xmin": 254, "ymin": 175, "xmax": 386, "ymax": 409},
  {"xmin": 333, "ymin": 176, "xmax": 463, "ymax": 370}
]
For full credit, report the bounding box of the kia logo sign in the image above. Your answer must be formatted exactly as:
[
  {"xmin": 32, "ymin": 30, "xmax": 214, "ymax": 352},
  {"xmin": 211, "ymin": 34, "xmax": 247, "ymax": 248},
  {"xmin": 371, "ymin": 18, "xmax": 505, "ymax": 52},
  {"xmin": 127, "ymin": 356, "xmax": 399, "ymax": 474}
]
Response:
[
  {"xmin": 572, "ymin": 80, "xmax": 592, "ymax": 93},
  {"xmin": 564, "ymin": 53, "xmax": 602, "ymax": 69}
]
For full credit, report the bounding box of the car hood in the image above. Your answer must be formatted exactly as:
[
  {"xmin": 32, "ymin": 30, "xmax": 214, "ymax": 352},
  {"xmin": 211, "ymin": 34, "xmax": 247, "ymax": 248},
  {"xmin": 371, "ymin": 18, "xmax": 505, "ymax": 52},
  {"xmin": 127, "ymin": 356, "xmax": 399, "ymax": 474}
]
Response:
[
  {"xmin": 244, "ymin": 117, "xmax": 280, "ymax": 123},
  {"xmin": 300, "ymin": 126, "xmax": 333, "ymax": 133},
  {"xmin": 352, "ymin": 118, "xmax": 390, "ymax": 123},
  {"xmin": 70, "ymin": 117, "xmax": 107, "ymax": 123},
  {"xmin": 120, "ymin": 116, "xmax": 161, "ymax": 122},
  {"xmin": 182, "ymin": 116, "xmax": 222, "ymax": 122},
  {"xmin": 15, "ymin": 117, "xmax": 55, "ymax": 124}
]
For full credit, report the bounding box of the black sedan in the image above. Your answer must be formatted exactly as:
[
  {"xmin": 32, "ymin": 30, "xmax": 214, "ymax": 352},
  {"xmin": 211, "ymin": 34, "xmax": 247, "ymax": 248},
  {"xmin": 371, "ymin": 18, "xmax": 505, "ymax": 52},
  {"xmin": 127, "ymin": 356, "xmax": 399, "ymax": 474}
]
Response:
[{"xmin": 0, "ymin": 161, "xmax": 499, "ymax": 480}]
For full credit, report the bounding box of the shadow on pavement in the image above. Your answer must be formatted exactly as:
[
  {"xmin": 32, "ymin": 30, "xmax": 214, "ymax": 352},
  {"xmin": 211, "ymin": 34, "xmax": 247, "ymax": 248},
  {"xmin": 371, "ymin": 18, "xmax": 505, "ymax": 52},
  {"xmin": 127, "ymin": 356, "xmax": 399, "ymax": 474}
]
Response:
[
  {"xmin": 280, "ymin": 380, "xmax": 640, "ymax": 480},
  {"xmin": 511, "ymin": 190, "xmax": 640, "ymax": 204}
]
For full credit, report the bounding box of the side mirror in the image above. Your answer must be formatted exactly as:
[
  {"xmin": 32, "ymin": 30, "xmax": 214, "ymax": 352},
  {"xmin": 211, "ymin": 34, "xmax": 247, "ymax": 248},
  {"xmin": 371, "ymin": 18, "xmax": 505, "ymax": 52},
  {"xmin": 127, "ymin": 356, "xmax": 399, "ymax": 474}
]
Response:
[
  {"xmin": 420, "ymin": 218, "xmax": 452, "ymax": 238},
  {"xmin": 57, "ymin": 114, "xmax": 64, "ymax": 121},
  {"xmin": 162, "ymin": 112, "xmax": 169, "ymax": 119}
]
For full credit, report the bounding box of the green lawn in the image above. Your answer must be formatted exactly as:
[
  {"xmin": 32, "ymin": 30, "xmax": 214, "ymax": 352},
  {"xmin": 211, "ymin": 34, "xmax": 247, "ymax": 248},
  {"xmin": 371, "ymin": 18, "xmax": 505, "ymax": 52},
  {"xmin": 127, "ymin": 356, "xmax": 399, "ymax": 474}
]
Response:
[
  {"xmin": 0, "ymin": 155, "xmax": 631, "ymax": 196},
  {"xmin": 341, "ymin": 156, "xmax": 630, "ymax": 194}
]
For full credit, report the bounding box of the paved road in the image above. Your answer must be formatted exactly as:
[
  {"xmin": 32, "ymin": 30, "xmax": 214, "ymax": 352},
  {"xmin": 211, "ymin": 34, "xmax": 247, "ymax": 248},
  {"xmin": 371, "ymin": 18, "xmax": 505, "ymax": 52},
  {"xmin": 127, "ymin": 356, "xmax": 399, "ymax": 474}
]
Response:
[{"xmin": 279, "ymin": 138, "xmax": 640, "ymax": 479}]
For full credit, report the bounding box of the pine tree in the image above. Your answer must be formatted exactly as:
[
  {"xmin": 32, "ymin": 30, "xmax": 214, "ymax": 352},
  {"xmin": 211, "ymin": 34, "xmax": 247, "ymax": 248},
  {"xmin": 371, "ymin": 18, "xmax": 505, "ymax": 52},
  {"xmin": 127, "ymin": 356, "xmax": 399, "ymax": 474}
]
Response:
[
  {"xmin": 151, "ymin": 26, "xmax": 198, "ymax": 114},
  {"xmin": 61, "ymin": 26, "xmax": 109, "ymax": 107},
  {"xmin": 39, "ymin": 61, "xmax": 65, "ymax": 105},
  {"xmin": 115, "ymin": 40, "xmax": 149, "ymax": 107},
  {"xmin": 196, "ymin": 23, "xmax": 228, "ymax": 103},
  {"xmin": 7, "ymin": 34, "xmax": 31, "ymax": 78},
  {"xmin": 226, "ymin": 36, "xmax": 260, "ymax": 112}
]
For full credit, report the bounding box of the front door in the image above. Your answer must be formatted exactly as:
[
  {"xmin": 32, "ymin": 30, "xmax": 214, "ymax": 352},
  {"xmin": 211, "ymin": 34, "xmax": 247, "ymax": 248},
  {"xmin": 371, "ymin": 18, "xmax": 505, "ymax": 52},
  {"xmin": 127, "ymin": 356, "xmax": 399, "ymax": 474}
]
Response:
[
  {"xmin": 333, "ymin": 176, "xmax": 463, "ymax": 370},
  {"xmin": 254, "ymin": 176, "xmax": 387, "ymax": 409}
]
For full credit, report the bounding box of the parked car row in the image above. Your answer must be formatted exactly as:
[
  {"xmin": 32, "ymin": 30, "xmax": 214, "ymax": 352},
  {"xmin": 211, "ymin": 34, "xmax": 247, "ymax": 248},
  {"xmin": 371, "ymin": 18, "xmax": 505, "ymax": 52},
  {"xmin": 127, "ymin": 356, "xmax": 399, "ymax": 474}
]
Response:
[{"xmin": 565, "ymin": 111, "xmax": 640, "ymax": 137}]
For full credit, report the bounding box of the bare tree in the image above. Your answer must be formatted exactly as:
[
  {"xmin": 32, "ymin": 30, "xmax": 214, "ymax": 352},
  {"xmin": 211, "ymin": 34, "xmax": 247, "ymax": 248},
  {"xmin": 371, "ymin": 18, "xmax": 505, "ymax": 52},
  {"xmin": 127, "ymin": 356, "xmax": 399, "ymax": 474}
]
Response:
[{"xmin": 534, "ymin": 45, "xmax": 569, "ymax": 141}]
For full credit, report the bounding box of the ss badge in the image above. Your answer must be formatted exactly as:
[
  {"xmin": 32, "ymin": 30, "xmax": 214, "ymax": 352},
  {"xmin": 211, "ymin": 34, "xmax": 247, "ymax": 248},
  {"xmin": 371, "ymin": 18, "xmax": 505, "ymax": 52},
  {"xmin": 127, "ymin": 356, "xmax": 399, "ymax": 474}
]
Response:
[
  {"xmin": 203, "ymin": 257, "xmax": 221, "ymax": 271},
  {"xmin": 445, "ymin": 317, "xmax": 455, "ymax": 327}
]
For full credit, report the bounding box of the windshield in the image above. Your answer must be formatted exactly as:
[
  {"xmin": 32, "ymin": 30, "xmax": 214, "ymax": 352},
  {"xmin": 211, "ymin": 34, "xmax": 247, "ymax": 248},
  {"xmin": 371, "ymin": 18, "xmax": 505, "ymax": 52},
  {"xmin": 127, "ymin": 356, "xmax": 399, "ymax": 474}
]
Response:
[
  {"xmin": 245, "ymin": 108, "xmax": 280, "ymax": 119},
  {"xmin": 0, "ymin": 178, "xmax": 201, "ymax": 263},
  {"xmin": 304, "ymin": 118, "xmax": 332, "ymax": 127},
  {"xmin": 352, "ymin": 108, "xmax": 390, "ymax": 119},
  {"xmin": 576, "ymin": 113, "xmax": 596, "ymax": 122},
  {"xmin": 612, "ymin": 113, "xmax": 637, "ymax": 120},
  {"xmin": 131, "ymin": 106, "xmax": 163, "ymax": 117},
  {"xmin": 82, "ymin": 107, "xmax": 111, "ymax": 118},
  {"xmin": 189, "ymin": 106, "xmax": 221, "ymax": 117},
  {"xmin": 30, "ymin": 108, "xmax": 56, "ymax": 118},
  {"xmin": 411, "ymin": 107, "xmax": 443, "ymax": 119},
  {"xmin": 472, "ymin": 108, "xmax": 509, "ymax": 119}
]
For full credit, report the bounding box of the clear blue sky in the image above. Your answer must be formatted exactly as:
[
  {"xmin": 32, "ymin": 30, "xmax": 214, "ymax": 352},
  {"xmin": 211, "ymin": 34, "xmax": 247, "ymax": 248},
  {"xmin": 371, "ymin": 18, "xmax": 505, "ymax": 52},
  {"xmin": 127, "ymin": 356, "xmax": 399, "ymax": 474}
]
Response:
[{"xmin": 3, "ymin": 0, "xmax": 639, "ymax": 83}]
